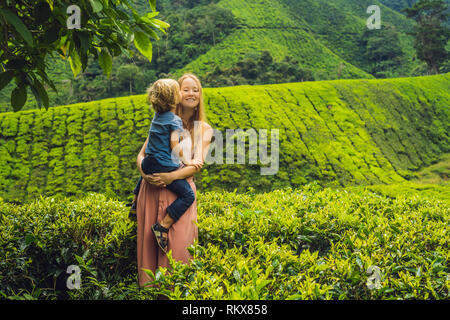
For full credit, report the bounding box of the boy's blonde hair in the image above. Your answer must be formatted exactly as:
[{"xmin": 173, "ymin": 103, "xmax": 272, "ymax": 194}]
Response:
[{"xmin": 147, "ymin": 79, "xmax": 180, "ymax": 113}]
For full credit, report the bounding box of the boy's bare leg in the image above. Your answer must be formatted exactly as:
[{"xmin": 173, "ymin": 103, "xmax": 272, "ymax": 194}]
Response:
[
  {"xmin": 157, "ymin": 214, "xmax": 174, "ymax": 247},
  {"xmin": 160, "ymin": 214, "xmax": 174, "ymax": 229}
]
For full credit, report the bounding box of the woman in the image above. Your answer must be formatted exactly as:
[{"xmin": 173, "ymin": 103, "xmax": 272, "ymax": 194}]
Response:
[{"xmin": 136, "ymin": 73, "xmax": 213, "ymax": 287}]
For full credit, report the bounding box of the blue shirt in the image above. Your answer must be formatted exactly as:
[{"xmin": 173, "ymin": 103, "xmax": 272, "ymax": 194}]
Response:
[{"xmin": 145, "ymin": 111, "xmax": 184, "ymax": 168}]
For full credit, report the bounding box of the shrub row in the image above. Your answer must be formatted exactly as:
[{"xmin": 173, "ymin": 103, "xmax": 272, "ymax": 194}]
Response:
[
  {"xmin": 1, "ymin": 184, "xmax": 448, "ymax": 299},
  {"xmin": 1, "ymin": 74, "xmax": 449, "ymax": 203},
  {"xmin": 0, "ymin": 193, "xmax": 137, "ymax": 299}
]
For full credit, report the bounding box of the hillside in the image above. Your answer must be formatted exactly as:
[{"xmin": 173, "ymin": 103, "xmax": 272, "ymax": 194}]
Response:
[
  {"xmin": 175, "ymin": 0, "xmax": 418, "ymax": 80},
  {"xmin": 0, "ymin": 74, "xmax": 449, "ymax": 204},
  {"xmin": 0, "ymin": 0, "xmax": 424, "ymax": 113}
]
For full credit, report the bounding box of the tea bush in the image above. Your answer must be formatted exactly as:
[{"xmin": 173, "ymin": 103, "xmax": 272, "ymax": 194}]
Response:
[
  {"xmin": 0, "ymin": 193, "xmax": 138, "ymax": 299},
  {"xmin": 1, "ymin": 74, "xmax": 449, "ymax": 204},
  {"xmin": 1, "ymin": 183, "xmax": 448, "ymax": 300}
]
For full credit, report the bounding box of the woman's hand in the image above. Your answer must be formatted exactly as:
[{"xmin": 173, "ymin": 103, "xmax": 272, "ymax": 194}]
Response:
[
  {"xmin": 143, "ymin": 173, "xmax": 167, "ymax": 187},
  {"xmin": 153, "ymin": 172, "xmax": 175, "ymax": 186}
]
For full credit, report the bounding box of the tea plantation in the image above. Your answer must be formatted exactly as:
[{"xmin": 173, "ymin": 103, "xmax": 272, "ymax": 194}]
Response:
[
  {"xmin": 1, "ymin": 74, "xmax": 449, "ymax": 204},
  {"xmin": 0, "ymin": 184, "xmax": 448, "ymax": 299},
  {"xmin": 0, "ymin": 74, "xmax": 449, "ymax": 300}
]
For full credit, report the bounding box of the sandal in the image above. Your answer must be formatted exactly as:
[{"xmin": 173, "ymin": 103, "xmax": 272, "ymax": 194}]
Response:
[{"xmin": 152, "ymin": 223, "xmax": 169, "ymax": 253}]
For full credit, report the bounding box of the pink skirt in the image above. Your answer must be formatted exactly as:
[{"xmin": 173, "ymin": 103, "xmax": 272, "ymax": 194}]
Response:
[{"xmin": 136, "ymin": 176, "xmax": 198, "ymax": 287}]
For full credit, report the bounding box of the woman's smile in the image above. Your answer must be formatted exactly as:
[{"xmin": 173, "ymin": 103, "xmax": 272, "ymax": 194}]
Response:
[{"xmin": 180, "ymin": 77, "xmax": 200, "ymax": 108}]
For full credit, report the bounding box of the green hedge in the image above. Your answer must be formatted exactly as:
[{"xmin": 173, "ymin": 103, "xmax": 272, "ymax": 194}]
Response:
[
  {"xmin": 1, "ymin": 184, "xmax": 448, "ymax": 299},
  {"xmin": 0, "ymin": 74, "xmax": 449, "ymax": 204},
  {"xmin": 0, "ymin": 193, "xmax": 138, "ymax": 300}
]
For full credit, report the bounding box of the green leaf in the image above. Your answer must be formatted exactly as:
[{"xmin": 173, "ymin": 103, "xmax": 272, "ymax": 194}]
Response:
[
  {"xmin": 0, "ymin": 70, "xmax": 14, "ymax": 91},
  {"xmin": 89, "ymin": 0, "xmax": 103, "ymax": 13},
  {"xmin": 151, "ymin": 18, "xmax": 170, "ymax": 30},
  {"xmin": 233, "ymin": 269, "xmax": 241, "ymax": 282},
  {"xmin": 37, "ymin": 70, "xmax": 57, "ymax": 92},
  {"xmin": 33, "ymin": 78, "xmax": 49, "ymax": 109},
  {"xmin": 0, "ymin": 9, "xmax": 33, "ymax": 46},
  {"xmin": 149, "ymin": 0, "xmax": 157, "ymax": 12},
  {"xmin": 74, "ymin": 254, "xmax": 84, "ymax": 266},
  {"xmin": 68, "ymin": 50, "xmax": 82, "ymax": 77},
  {"xmin": 34, "ymin": 2, "xmax": 52, "ymax": 24},
  {"xmin": 29, "ymin": 81, "xmax": 42, "ymax": 108},
  {"xmin": 137, "ymin": 23, "xmax": 160, "ymax": 41},
  {"xmin": 98, "ymin": 48, "xmax": 112, "ymax": 78},
  {"xmin": 133, "ymin": 31, "xmax": 153, "ymax": 62},
  {"xmin": 142, "ymin": 268, "xmax": 155, "ymax": 281},
  {"xmin": 11, "ymin": 86, "xmax": 27, "ymax": 111},
  {"xmin": 46, "ymin": 0, "xmax": 54, "ymax": 11},
  {"xmin": 355, "ymin": 256, "xmax": 363, "ymax": 270},
  {"xmin": 144, "ymin": 12, "xmax": 159, "ymax": 20}
]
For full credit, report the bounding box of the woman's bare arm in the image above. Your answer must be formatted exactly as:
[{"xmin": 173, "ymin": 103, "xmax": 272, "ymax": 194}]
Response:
[{"xmin": 137, "ymin": 136, "xmax": 148, "ymax": 176}]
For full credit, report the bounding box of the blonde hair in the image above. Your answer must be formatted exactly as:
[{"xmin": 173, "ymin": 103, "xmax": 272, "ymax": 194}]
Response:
[
  {"xmin": 175, "ymin": 73, "xmax": 210, "ymax": 159},
  {"xmin": 175, "ymin": 73, "xmax": 208, "ymax": 130},
  {"xmin": 147, "ymin": 79, "xmax": 180, "ymax": 113}
]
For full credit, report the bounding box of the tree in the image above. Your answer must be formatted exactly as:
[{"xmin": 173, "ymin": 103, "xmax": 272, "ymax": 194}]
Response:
[
  {"xmin": 0, "ymin": 0, "xmax": 169, "ymax": 111},
  {"xmin": 117, "ymin": 64, "xmax": 142, "ymax": 95},
  {"xmin": 361, "ymin": 25, "xmax": 406, "ymax": 78},
  {"xmin": 404, "ymin": 0, "xmax": 450, "ymax": 74},
  {"xmin": 204, "ymin": 50, "xmax": 314, "ymax": 87}
]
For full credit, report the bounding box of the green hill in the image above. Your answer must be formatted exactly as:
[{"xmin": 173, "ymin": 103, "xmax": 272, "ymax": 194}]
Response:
[
  {"xmin": 0, "ymin": 0, "xmax": 425, "ymax": 113},
  {"xmin": 176, "ymin": 0, "xmax": 418, "ymax": 80},
  {"xmin": 378, "ymin": 0, "xmax": 417, "ymax": 12},
  {"xmin": 0, "ymin": 74, "xmax": 449, "ymax": 204}
]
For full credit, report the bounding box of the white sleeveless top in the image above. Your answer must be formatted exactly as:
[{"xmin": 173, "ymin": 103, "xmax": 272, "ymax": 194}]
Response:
[{"xmin": 172, "ymin": 132, "xmax": 194, "ymax": 166}]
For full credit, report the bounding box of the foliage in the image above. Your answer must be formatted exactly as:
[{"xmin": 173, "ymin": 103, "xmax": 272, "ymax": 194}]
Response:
[
  {"xmin": 0, "ymin": 193, "xmax": 137, "ymax": 299},
  {"xmin": 404, "ymin": 0, "xmax": 450, "ymax": 74},
  {"xmin": 1, "ymin": 185, "xmax": 448, "ymax": 299},
  {"xmin": 203, "ymin": 51, "xmax": 314, "ymax": 87},
  {"xmin": 360, "ymin": 25, "xmax": 408, "ymax": 78},
  {"xmin": 0, "ymin": 1, "xmax": 238, "ymax": 112},
  {"xmin": 0, "ymin": 0, "xmax": 431, "ymax": 112},
  {"xmin": 0, "ymin": 0, "xmax": 168, "ymax": 111},
  {"xmin": 0, "ymin": 74, "xmax": 449, "ymax": 204}
]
